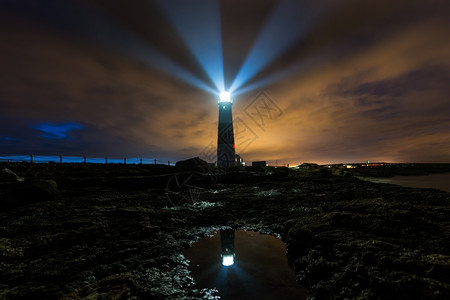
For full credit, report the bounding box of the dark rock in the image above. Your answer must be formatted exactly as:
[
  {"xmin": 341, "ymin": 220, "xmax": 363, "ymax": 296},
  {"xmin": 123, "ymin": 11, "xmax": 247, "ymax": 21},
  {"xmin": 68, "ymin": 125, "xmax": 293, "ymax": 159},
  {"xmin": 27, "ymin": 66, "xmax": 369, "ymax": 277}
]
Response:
[
  {"xmin": 1, "ymin": 179, "xmax": 58, "ymax": 208},
  {"xmin": 175, "ymin": 157, "xmax": 210, "ymax": 172},
  {"xmin": 18, "ymin": 179, "xmax": 58, "ymax": 200}
]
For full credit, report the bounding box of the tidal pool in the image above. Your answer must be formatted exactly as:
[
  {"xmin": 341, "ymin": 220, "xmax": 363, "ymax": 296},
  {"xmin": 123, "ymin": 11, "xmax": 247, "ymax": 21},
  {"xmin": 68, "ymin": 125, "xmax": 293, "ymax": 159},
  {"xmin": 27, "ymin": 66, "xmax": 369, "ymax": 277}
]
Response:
[{"xmin": 184, "ymin": 230, "xmax": 310, "ymax": 300}]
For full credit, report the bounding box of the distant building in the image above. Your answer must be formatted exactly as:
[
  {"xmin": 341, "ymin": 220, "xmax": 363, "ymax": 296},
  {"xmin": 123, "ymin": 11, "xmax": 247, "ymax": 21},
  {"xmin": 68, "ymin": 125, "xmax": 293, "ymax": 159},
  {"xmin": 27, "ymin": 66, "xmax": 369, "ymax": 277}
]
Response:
[
  {"xmin": 252, "ymin": 161, "xmax": 267, "ymax": 167},
  {"xmin": 235, "ymin": 154, "xmax": 244, "ymax": 166},
  {"xmin": 299, "ymin": 163, "xmax": 319, "ymax": 169}
]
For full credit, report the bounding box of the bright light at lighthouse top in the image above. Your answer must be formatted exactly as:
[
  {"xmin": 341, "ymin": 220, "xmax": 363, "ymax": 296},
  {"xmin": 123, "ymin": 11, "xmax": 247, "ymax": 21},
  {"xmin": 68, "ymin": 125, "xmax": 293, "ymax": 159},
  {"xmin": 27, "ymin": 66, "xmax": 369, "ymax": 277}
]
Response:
[{"xmin": 219, "ymin": 91, "xmax": 231, "ymax": 102}]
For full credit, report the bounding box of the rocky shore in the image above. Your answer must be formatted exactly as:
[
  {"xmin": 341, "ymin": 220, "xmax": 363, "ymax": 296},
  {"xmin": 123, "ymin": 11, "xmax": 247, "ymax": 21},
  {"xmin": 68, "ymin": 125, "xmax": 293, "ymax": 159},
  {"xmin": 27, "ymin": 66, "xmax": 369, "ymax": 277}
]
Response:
[{"xmin": 1, "ymin": 162, "xmax": 449, "ymax": 299}]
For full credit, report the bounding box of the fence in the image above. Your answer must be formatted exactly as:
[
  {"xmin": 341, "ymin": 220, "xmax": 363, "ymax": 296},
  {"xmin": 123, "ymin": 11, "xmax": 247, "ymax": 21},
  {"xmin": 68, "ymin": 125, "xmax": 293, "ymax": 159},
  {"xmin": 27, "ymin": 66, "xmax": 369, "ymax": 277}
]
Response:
[{"xmin": 0, "ymin": 155, "xmax": 175, "ymax": 165}]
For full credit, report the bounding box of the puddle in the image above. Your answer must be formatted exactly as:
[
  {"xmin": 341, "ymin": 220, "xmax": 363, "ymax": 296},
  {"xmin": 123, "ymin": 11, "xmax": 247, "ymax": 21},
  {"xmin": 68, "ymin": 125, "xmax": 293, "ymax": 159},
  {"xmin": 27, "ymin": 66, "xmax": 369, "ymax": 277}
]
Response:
[{"xmin": 184, "ymin": 230, "xmax": 310, "ymax": 300}]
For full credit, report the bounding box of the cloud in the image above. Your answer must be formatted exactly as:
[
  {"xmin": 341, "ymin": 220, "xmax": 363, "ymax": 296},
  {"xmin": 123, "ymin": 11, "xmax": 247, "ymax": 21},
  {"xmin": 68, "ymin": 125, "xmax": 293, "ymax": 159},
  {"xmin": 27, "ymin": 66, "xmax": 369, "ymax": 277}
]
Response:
[
  {"xmin": 33, "ymin": 122, "xmax": 83, "ymax": 140},
  {"xmin": 0, "ymin": 0, "xmax": 449, "ymax": 164}
]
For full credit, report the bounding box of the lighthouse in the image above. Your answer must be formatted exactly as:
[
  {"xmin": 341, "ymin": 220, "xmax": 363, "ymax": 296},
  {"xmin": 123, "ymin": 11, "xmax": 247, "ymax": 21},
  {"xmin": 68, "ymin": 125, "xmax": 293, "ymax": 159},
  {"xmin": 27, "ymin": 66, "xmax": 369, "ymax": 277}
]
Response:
[{"xmin": 217, "ymin": 91, "xmax": 235, "ymax": 167}]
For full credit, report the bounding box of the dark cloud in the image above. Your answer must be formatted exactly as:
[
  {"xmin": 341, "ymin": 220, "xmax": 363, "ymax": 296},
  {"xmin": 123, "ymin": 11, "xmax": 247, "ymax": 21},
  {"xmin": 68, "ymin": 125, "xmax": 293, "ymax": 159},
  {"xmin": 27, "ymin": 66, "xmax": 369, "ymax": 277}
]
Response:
[
  {"xmin": 344, "ymin": 67, "xmax": 450, "ymax": 98},
  {"xmin": 1, "ymin": 0, "xmax": 449, "ymax": 164}
]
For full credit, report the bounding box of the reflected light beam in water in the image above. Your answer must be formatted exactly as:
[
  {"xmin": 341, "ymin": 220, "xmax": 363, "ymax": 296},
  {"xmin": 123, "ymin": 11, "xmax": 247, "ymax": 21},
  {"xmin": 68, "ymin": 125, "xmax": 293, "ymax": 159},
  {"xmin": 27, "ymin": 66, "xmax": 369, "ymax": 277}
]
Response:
[
  {"xmin": 230, "ymin": 0, "xmax": 324, "ymax": 94},
  {"xmin": 185, "ymin": 230, "xmax": 310, "ymax": 300},
  {"xmin": 222, "ymin": 254, "xmax": 234, "ymax": 266},
  {"xmin": 156, "ymin": 0, "xmax": 225, "ymax": 93}
]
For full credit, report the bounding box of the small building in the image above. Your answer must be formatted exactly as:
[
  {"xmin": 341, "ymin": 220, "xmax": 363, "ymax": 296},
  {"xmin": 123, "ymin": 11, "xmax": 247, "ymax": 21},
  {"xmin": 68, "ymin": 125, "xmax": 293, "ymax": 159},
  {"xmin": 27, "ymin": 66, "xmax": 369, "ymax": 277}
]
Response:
[
  {"xmin": 235, "ymin": 154, "xmax": 244, "ymax": 166},
  {"xmin": 252, "ymin": 161, "xmax": 267, "ymax": 167}
]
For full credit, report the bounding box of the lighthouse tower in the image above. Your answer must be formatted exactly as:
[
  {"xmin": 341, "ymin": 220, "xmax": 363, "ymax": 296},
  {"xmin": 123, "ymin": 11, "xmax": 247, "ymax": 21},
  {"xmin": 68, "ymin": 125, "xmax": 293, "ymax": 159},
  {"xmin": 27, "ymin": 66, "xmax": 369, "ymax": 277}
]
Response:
[{"xmin": 217, "ymin": 91, "xmax": 235, "ymax": 167}]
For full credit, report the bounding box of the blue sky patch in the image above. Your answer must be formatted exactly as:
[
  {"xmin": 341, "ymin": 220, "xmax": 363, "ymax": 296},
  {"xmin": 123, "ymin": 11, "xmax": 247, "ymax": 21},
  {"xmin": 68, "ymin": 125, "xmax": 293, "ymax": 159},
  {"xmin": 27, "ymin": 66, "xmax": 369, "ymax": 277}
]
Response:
[{"xmin": 33, "ymin": 122, "xmax": 83, "ymax": 140}]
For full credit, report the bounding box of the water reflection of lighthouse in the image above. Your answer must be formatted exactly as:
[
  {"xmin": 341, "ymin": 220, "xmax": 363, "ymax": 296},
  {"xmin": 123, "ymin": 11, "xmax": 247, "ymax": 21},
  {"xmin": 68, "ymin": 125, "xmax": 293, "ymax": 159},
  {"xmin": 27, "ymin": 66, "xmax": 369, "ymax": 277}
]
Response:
[{"xmin": 220, "ymin": 229, "xmax": 235, "ymax": 266}]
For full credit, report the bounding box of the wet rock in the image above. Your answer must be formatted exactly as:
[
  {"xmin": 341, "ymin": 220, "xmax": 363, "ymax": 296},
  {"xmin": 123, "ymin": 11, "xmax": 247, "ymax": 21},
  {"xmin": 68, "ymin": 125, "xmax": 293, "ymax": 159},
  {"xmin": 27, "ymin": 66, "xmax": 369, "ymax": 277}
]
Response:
[{"xmin": 0, "ymin": 168, "xmax": 24, "ymax": 182}]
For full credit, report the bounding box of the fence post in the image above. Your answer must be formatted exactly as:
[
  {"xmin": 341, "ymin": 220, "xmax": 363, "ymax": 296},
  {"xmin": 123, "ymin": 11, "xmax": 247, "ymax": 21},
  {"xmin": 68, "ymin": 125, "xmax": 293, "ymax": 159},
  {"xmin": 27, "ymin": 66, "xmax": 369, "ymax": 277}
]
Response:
[
  {"xmin": 154, "ymin": 158, "xmax": 156, "ymax": 165},
  {"xmin": 105, "ymin": 157, "xmax": 108, "ymax": 164},
  {"xmin": 30, "ymin": 154, "xmax": 33, "ymax": 163},
  {"xmin": 124, "ymin": 157, "xmax": 126, "ymax": 164},
  {"xmin": 60, "ymin": 155, "xmax": 63, "ymax": 164},
  {"xmin": 140, "ymin": 158, "xmax": 143, "ymax": 164},
  {"xmin": 83, "ymin": 156, "xmax": 86, "ymax": 163},
  {"xmin": 168, "ymin": 161, "xmax": 170, "ymax": 166}
]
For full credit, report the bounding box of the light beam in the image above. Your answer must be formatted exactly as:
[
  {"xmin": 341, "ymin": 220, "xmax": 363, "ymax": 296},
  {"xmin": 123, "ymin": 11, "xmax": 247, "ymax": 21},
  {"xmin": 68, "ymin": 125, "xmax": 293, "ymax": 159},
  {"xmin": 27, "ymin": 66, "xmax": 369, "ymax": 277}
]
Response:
[
  {"xmin": 229, "ymin": 0, "xmax": 323, "ymax": 93},
  {"xmin": 156, "ymin": 0, "xmax": 225, "ymax": 92},
  {"xmin": 4, "ymin": 0, "xmax": 216, "ymax": 94}
]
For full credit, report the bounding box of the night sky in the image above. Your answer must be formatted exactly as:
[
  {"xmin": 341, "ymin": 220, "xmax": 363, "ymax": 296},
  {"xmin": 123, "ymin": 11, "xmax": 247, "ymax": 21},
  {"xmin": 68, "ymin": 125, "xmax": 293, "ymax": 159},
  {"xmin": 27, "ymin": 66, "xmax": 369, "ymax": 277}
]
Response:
[{"xmin": 1, "ymin": 0, "xmax": 449, "ymax": 165}]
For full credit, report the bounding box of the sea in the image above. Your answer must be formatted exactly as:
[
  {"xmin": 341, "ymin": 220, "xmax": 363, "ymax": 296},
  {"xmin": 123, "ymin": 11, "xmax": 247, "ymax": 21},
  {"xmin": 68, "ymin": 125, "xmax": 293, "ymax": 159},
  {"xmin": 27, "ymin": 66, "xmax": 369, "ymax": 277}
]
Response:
[{"xmin": 361, "ymin": 172, "xmax": 450, "ymax": 192}]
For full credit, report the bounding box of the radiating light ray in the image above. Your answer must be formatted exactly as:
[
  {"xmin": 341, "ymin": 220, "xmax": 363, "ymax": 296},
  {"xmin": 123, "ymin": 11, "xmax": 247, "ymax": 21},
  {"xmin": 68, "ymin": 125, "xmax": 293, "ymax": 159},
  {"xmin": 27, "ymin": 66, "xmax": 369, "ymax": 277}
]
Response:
[
  {"xmin": 233, "ymin": 53, "xmax": 325, "ymax": 96},
  {"xmin": 128, "ymin": 38, "xmax": 218, "ymax": 95},
  {"xmin": 3, "ymin": 0, "xmax": 215, "ymax": 94},
  {"xmin": 229, "ymin": 0, "xmax": 323, "ymax": 93},
  {"xmin": 156, "ymin": 0, "xmax": 225, "ymax": 92},
  {"xmin": 233, "ymin": 39, "xmax": 344, "ymax": 96}
]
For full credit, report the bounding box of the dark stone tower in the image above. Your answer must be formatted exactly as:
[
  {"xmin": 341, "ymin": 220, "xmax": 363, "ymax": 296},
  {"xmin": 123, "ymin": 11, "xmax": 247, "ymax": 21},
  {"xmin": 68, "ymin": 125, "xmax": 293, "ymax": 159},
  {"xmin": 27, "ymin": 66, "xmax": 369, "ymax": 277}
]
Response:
[{"xmin": 217, "ymin": 92, "xmax": 235, "ymax": 167}]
